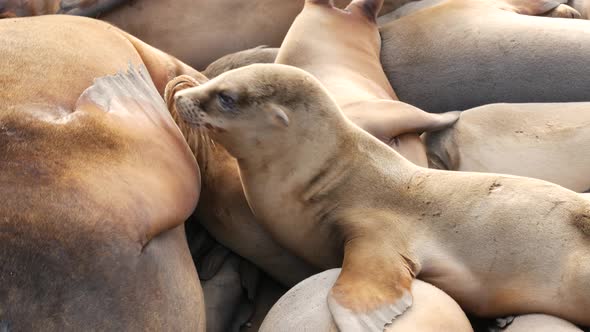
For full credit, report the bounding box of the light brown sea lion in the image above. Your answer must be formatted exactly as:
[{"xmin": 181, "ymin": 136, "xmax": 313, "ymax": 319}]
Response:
[
  {"xmin": 0, "ymin": 15, "xmax": 207, "ymax": 330},
  {"xmin": 260, "ymin": 269, "xmax": 473, "ymax": 332},
  {"xmin": 174, "ymin": 64, "xmax": 590, "ymax": 331},
  {"xmin": 380, "ymin": 0, "xmax": 590, "ymax": 113},
  {"xmin": 276, "ymin": 0, "xmax": 459, "ymax": 166},
  {"xmin": 164, "ymin": 75, "xmax": 319, "ymax": 287},
  {"xmin": 424, "ymin": 102, "xmax": 590, "ymax": 192},
  {"xmin": 504, "ymin": 314, "xmax": 583, "ymax": 332},
  {"xmin": 0, "ymin": 0, "xmax": 417, "ymax": 69}
]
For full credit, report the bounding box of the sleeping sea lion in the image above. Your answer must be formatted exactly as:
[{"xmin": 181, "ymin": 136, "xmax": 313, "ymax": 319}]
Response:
[
  {"xmin": 424, "ymin": 102, "xmax": 590, "ymax": 192},
  {"xmin": 276, "ymin": 0, "xmax": 459, "ymax": 166},
  {"xmin": 380, "ymin": 0, "xmax": 590, "ymax": 113},
  {"xmin": 259, "ymin": 269, "xmax": 473, "ymax": 332},
  {"xmin": 0, "ymin": 0, "xmax": 412, "ymax": 68},
  {"xmin": 174, "ymin": 63, "xmax": 590, "ymax": 331},
  {"xmin": 0, "ymin": 15, "xmax": 206, "ymax": 330}
]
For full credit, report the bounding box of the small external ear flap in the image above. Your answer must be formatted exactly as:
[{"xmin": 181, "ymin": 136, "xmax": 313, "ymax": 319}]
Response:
[
  {"xmin": 347, "ymin": 0, "xmax": 384, "ymax": 19},
  {"xmin": 268, "ymin": 104, "xmax": 290, "ymax": 127}
]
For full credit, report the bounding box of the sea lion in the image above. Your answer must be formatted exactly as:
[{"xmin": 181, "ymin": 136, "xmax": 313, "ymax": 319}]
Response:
[
  {"xmin": 503, "ymin": 314, "xmax": 583, "ymax": 332},
  {"xmin": 0, "ymin": 15, "xmax": 206, "ymax": 330},
  {"xmin": 259, "ymin": 269, "xmax": 473, "ymax": 332},
  {"xmin": 165, "ymin": 75, "xmax": 319, "ymax": 287},
  {"xmin": 380, "ymin": 0, "xmax": 590, "ymax": 113},
  {"xmin": 203, "ymin": 46, "xmax": 279, "ymax": 79},
  {"xmin": 0, "ymin": 1, "xmax": 419, "ymax": 69},
  {"xmin": 424, "ymin": 102, "xmax": 590, "ymax": 192},
  {"xmin": 276, "ymin": 0, "xmax": 459, "ymax": 166},
  {"xmin": 174, "ymin": 64, "xmax": 590, "ymax": 331}
]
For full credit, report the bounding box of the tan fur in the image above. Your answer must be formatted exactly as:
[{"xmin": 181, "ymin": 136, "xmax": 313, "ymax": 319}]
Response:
[
  {"xmin": 0, "ymin": 15, "xmax": 205, "ymax": 331},
  {"xmin": 424, "ymin": 102, "xmax": 590, "ymax": 192},
  {"xmin": 174, "ymin": 64, "xmax": 590, "ymax": 330},
  {"xmin": 276, "ymin": 0, "xmax": 458, "ymax": 166}
]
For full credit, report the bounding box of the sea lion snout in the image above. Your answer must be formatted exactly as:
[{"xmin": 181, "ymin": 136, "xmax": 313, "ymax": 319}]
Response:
[{"xmin": 174, "ymin": 91, "xmax": 206, "ymax": 126}]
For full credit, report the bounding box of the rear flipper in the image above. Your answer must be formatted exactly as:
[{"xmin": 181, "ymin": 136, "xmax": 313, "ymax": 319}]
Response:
[
  {"xmin": 58, "ymin": 0, "xmax": 129, "ymax": 17},
  {"xmin": 328, "ymin": 236, "xmax": 416, "ymax": 331}
]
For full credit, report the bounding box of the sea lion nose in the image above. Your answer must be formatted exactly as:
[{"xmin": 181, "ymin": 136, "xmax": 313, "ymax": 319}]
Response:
[{"xmin": 174, "ymin": 94, "xmax": 198, "ymax": 114}]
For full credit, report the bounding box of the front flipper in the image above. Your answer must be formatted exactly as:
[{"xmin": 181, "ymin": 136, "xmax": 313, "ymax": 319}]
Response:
[
  {"xmin": 58, "ymin": 0, "xmax": 129, "ymax": 17},
  {"xmin": 349, "ymin": 100, "xmax": 460, "ymax": 143},
  {"xmin": 497, "ymin": 0, "xmax": 581, "ymax": 17},
  {"xmin": 328, "ymin": 237, "xmax": 416, "ymax": 331},
  {"xmin": 543, "ymin": 4, "xmax": 582, "ymax": 18}
]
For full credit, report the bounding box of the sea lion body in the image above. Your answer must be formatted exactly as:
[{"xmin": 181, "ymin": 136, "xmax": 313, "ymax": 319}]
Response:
[
  {"xmin": 260, "ymin": 269, "xmax": 473, "ymax": 332},
  {"xmin": 174, "ymin": 64, "xmax": 590, "ymax": 331},
  {"xmin": 424, "ymin": 102, "xmax": 590, "ymax": 192},
  {"xmin": 380, "ymin": 0, "xmax": 590, "ymax": 113},
  {"xmin": 276, "ymin": 0, "xmax": 459, "ymax": 166},
  {"xmin": 1, "ymin": 15, "xmax": 205, "ymax": 330}
]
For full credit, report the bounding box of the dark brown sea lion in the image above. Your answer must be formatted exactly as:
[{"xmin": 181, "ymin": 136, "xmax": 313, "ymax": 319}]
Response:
[{"xmin": 0, "ymin": 15, "xmax": 206, "ymax": 331}]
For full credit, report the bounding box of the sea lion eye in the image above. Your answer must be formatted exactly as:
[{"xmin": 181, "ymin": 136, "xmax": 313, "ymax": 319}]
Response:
[{"xmin": 217, "ymin": 91, "xmax": 236, "ymax": 111}]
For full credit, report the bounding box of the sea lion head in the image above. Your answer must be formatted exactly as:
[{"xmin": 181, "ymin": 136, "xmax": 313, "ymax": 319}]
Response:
[{"xmin": 173, "ymin": 63, "xmax": 344, "ymax": 160}]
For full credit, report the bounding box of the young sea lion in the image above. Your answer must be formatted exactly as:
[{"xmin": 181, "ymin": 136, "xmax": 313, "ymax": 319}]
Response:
[
  {"xmin": 164, "ymin": 75, "xmax": 320, "ymax": 287},
  {"xmin": 276, "ymin": 0, "xmax": 459, "ymax": 166},
  {"xmin": 174, "ymin": 64, "xmax": 590, "ymax": 331}
]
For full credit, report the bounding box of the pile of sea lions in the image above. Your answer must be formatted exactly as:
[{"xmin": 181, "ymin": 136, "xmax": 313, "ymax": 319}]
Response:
[{"xmin": 1, "ymin": 0, "xmax": 589, "ymax": 331}]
